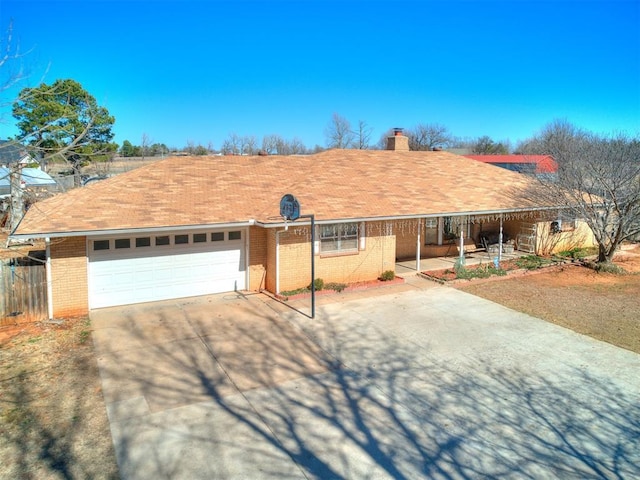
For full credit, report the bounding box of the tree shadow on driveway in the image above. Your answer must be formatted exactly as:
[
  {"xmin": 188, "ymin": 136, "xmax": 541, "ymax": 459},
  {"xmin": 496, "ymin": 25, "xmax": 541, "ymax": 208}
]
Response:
[{"xmin": 91, "ymin": 292, "xmax": 640, "ymax": 479}]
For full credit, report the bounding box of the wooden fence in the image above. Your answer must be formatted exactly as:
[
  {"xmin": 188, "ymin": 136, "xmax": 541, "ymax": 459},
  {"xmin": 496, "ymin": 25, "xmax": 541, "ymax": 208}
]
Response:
[{"xmin": 0, "ymin": 258, "xmax": 48, "ymax": 326}]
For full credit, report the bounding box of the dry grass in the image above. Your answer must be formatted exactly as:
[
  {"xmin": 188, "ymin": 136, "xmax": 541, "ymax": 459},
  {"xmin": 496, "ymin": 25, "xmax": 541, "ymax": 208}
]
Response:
[
  {"xmin": 458, "ymin": 244, "xmax": 640, "ymax": 354},
  {"xmin": 0, "ymin": 317, "xmax": 119, "ymax": 479}
]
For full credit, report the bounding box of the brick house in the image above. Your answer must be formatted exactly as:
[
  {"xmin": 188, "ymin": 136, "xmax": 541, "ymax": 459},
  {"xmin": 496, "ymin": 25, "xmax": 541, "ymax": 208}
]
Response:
[{"xmin": 10, "ymin": 131, "xmax": 595, "ymax": 317}]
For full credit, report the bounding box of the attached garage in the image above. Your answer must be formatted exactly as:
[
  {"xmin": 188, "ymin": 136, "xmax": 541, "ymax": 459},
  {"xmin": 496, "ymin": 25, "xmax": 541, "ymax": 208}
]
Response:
[{"xmin": 88, "ymin": 229, "xmax": 246, "ymax": 309}]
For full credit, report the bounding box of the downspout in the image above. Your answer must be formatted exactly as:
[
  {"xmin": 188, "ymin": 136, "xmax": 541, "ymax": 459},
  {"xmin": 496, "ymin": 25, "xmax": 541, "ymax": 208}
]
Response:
[
  {"xmin": 245, "ymin": 226, "xmax": 250, "ymax": 290},
  {"xmin": 45, "ymin": 237, "xmax": 53, "ymax": 321},
  {"xmin": 275, "ymin": 226, "xmax": 286, "ymax": 294}
]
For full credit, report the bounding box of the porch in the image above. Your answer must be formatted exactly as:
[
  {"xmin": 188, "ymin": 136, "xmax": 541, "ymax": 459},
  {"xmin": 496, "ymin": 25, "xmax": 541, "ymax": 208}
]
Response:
[{"xmin": 395, "ymin": 248, "xmax": 529, "ymax": 276}]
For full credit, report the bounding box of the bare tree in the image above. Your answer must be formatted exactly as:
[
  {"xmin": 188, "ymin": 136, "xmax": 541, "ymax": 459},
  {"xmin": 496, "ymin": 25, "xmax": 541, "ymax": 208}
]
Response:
[
  {"xmin": 240, "ymin": 135, "xmax": 257, "ymax": 155},
  {"xmin": 519, "ymin": 121, "xmax": 640, "ymax": 265},
  {"xmin": 221, "ymin": 133, "xmax": 241, "ymax": 155},
  {"xmin": 0, "ymin": 20, "xmax": 31, "ymax": 110},
  {"xmin": 140, "ymin": 133, "xmax": 151, "ymax": 160},
  {"xmin": 324, "ymin": 113, "xmax": 355, "ymax": 149},
  {"xmin": 354, "ymin": 120, "xmax": 373, "ymax": 149},
  {"xmin": 471, "ymin": 135, "xmax": 510, "ymax": 154},
  {"xmin": 406, "ymin": 123, "xmax": 452, "ymax": 151},
  {"xmin": 260, "ymin": 134, "xmax": 306, "ymax": 155},
  {"xmin": 261, "ymin": 134, "xmax": 280, "ymax": 155},
  {"xmin": 288, "ymin": 137, "xmax": 307, "ymax": 154}
]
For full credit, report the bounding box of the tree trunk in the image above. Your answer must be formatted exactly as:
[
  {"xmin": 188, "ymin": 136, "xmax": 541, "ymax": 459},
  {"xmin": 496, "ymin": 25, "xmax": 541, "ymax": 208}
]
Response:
[
  {"xmin": 9, "ymin": 164, "xmax": 24, "ymax": 232},
  {"xmin": 597, "ymin": 244, "xmax": 608, "ymax": 263}
]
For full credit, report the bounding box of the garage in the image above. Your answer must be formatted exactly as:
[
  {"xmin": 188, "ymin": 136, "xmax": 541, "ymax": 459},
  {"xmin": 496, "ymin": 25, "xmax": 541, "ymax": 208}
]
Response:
[{"xmin": 88, "ymin": 229, "xmax": 246, "ymax": 309}]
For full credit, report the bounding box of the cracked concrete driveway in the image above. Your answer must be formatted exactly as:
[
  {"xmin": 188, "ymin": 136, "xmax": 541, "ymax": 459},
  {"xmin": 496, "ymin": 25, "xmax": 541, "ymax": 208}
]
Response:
[{"xmin": 91, "ymin": 279, "xmax": 640, "ymax": 479}]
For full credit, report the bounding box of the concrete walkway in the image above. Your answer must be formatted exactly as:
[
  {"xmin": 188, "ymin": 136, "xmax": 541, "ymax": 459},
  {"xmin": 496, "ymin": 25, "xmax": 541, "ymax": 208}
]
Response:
[{"xmin": 92, "ymin": 277, "xmax": 640, "ymax": 479}]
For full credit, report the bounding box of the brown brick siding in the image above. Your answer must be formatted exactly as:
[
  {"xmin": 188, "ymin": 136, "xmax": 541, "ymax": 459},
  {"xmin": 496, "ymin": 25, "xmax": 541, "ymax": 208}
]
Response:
[
  {"xmin": 265, "ymin": 228, "xmax": 277, "ymax": 292},
  {"xmin": 50, "ymin": 236, "xmax": 88, "ymax": 317},
  {"xmin": 273, "ymin": 222, "xmax": 396, "ymax": 293},
  {"xmin": 248, "ymin": 226, "xmax": 267, "ymax": 291}
]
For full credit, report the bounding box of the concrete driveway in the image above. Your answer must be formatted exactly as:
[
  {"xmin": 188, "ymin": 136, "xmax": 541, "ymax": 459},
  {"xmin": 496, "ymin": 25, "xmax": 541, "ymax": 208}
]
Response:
[{"xmin": 91, "ymin": 278, "xmax": 640, "ymax": 479}]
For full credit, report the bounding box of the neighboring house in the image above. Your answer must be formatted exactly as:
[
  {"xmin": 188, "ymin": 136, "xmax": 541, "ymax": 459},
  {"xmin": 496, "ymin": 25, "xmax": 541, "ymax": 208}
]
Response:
[
  {"xmin": 9, "ymin": 132, "xmax": 595, "ymax": 317},
  {"xmin": 464, "ymin": 155, "xmax": 558, "ymax": 176},
  {"xmin": 0, "ymin": 140, "xmax": 33, "ymax": 167},
  {"xmin": 0, "ymin": 167, "xmax": 57, "ymax": 197}
]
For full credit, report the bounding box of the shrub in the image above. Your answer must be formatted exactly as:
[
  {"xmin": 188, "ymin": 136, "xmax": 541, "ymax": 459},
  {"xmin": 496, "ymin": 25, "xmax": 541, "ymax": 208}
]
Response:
[
  {"xmin": 279, "ymin": 287, "xmax": 308, "ymax": 297},
  {"xmin": 454, "ymin": 264, "xmax": 506, "ymax": 280},
  {"xmin": 556, "ymin": 247, "xmax": 597, "ymax": 260},
  {"xmin": 515, "ymin": 255, "xmax": 553, "ymax": 270},
  {"xmin": 595, "ymin": 262, "xmax": 625, "ymax": 274},
  {"xmin": 325, "ymin": 282, "xmax": 347, "ymax": 292},
  {"xmin": 308, "ymin": 278, "xmax": 324, "ymax": 291},
  {"xmin": 379, "ymin": 270, "xmax": 396, "ymax": 281}
]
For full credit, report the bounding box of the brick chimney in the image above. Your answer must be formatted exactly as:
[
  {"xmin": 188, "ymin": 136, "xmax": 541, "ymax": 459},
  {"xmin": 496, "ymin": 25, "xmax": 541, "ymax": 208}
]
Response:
[{"xmin": 386, "ymin": 128, "xmax": 409, "ymax": 151}]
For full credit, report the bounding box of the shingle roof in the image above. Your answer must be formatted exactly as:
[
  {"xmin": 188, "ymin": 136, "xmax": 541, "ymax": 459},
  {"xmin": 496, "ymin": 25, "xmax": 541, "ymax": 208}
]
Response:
[
  {"xmin": 13, "ymin": 149, "xmax": 545, "ymax": 237},
  {"xmin": 0, "ymin": 141, "xmax": 31, "ymax": 166}
]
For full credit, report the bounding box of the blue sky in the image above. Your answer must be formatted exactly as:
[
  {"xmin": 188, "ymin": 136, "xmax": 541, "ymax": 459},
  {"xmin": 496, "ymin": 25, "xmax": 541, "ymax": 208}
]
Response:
[{"xmin": 1, "ymin": 0, "xmax": 639, "ymax": 150}]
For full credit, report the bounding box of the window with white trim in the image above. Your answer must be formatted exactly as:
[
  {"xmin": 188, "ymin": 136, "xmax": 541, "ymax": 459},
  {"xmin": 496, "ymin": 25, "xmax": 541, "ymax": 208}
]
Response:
[
  {"xmin": 424, "ymin": 218, "xmax": 438, "ymax": 244},
  {"xmin": 320, "ymin": 222, "xmax": 358, "ymax": 253}
]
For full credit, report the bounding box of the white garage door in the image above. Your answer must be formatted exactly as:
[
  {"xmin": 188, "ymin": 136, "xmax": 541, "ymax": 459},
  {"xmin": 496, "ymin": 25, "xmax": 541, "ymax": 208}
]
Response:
[{"xmin": 88, "ymin": 229, "xmax": 246, "ymax": 309}]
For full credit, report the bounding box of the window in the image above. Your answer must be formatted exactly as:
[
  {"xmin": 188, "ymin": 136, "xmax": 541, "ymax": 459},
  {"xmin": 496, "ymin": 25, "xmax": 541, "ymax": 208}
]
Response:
[
  {"xmin": 443, "ymin": 216, "xmax": 457, "ymax": 240},
  {"xmin": 115, "ymin": 238, "xmax": 131, "ymax": 249},
  {"xmin": 93, "ymin": 240, "xmax": 109, "ymax": 251},
  {"xmin": 136, "ymin": 237, "xmax": 151, "ymax": 247},
  {"xmin": 229, "ymin": 231, "xmax": 241, "ymax": 241},
  {"xmin": 551, "ymin": 216, "xmax": 577, "ymax": 234},
  {"xmin": 425, "ymin": 218, "xmax": 438, "ymax": 229},
  {"xmin": 320, "ymin": 223, "xmax": 358, "ymax": 253},
  {"xmin": 193, "ymin": 233, "xmax": 207, "ymax": 243},
  {"xmin": 424, "ymin": 218, "xmax": 438, "ymax": 245},
  {"xmin": 156, "ymin": 236, "xmax": 170, "ymax": 246},
  {"xmin": 211, "ymin": 232, "xmax": 224, "ymax": 242},
  {"xmin": 175, "ymin": 234, "xmax": 189, "ymax": 244}
]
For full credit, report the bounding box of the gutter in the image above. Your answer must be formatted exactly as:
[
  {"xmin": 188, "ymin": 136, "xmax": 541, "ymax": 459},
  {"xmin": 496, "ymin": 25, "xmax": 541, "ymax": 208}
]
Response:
[
  {"xmin": 10, "ymin": 205, "xmax": 559, "ymax": 240},
  {"xmin": 254, "ymin": 206, "xmax": 559, "ymax": 228},
  {"xmin": 9, "ymin": 220, "xmax": 256, "ymax": 241}
]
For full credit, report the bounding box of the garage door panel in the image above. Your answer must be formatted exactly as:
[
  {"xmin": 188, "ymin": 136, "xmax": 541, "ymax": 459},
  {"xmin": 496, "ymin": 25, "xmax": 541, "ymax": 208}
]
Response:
[{"xmin": 89, "ymin": 231, "xmax": 246, "ymax": 308}]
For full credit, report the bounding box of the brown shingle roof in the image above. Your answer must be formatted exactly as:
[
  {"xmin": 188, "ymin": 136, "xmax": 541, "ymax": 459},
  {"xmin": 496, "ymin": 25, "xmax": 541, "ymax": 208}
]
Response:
[{"xmin": 14, "ymin": 149, "xmax": 543, "ymax": 237}]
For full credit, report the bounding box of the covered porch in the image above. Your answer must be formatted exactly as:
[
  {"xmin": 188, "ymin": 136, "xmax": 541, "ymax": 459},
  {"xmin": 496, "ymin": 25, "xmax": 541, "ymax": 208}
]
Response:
[
  {"xmin": 392, "ymin": 210, "xmax": 547, "ymax": 276},
  {"xmin": 395, "ymin": 248, "xmax": 529, "ymax": 276}
]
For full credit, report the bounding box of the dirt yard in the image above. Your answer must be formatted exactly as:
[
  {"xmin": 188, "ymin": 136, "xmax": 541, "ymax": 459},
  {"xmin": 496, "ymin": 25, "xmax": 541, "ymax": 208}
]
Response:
[
  {"xmin": 458, "ymin": 244, "xmax": 640, "ymax": 354},
  {"xmin": 0, "ymin": 318, "xmax": 119, "ymax": 479}
]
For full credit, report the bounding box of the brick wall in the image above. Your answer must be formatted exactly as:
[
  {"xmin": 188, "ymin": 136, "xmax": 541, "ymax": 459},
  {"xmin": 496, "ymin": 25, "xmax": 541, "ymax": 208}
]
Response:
[
  {"xmin": 50, "ymin": 236, "xmax": 89, "ymax": 317},
  {"xmin": 274, "ymin": 222, "xmax": 396, "ymax": 293},
  {"xmin": 248, "ymin": 226, "xmax": 267, "ymax": 291}
]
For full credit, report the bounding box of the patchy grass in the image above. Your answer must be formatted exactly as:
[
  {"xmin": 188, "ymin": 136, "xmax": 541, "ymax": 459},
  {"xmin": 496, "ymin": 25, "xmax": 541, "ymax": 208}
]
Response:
[
  {"xmin": 458, "ymin": 244, "xmax": 640, "ymax": 354},
  {"xmin": 0, "ymin": 317, "xmax": 119, "ymax": 479}
]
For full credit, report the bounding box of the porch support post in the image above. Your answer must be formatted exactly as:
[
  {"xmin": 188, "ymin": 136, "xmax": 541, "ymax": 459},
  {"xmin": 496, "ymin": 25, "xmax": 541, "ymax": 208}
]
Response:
[
  {"xmin": 45, "ymin": 237, "xmax": 53, "ymax": 321},
  {"xmin": 459, "ymin": 225, "xmax": 465, "ymax": 265},
  {"xmin": 498, "ymin": 214, "xmax": 504, "ymax": 262},
  {"xmin": 416, "ymin": 218, "xmax": 421, "ymax": 273}
]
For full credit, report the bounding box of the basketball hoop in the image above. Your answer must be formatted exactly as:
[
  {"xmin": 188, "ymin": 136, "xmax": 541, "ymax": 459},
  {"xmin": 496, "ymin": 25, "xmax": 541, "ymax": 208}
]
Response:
[{"xmin": 279, "ymin": 194, "xmax": 300, "ymax": 222}]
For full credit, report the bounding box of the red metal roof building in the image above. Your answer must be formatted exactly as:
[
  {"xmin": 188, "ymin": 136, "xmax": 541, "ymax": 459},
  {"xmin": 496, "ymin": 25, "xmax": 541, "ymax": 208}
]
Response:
[{"xmin": 464, "ymin": 155, "xmax": 557, "ymax": 175}]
